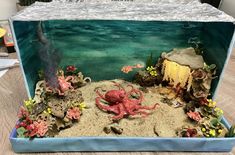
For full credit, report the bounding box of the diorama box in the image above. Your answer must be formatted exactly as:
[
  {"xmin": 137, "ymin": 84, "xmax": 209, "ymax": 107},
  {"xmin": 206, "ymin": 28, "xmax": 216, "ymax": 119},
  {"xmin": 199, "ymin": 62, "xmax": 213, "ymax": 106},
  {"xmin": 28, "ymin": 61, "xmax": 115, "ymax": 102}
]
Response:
[{"xmin": 9, "ymin": 0, "xmax": 235, "ymax": 153}]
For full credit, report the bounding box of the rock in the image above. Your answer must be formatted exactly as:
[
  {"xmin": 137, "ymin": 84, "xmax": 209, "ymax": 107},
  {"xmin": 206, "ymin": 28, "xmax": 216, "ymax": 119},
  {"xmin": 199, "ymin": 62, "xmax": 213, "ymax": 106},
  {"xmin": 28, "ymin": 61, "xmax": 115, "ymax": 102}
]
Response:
[
  {"xmin": 37, "ymin": 113, "xmax": 56, "ymax": 128},
  {"xmin": 33, "ymin": 80, "xmax": 46, "ymax": 104},
  {"xmin": 55, "ymin": 119, "xmax": 65, "ymax": 130},
  {"xmin": 103, "ymin": 123, "xmax": 123, "ymax": 135},
  {"xmin": 163, "ymin": 47, "xmax": 204, "ymax": 69},
  {"xmin": 110, "ymin": 124, "xmax": 123, "ymax": 135},
  {"xmin": 48, "ymin": 100, "xmax": 67, "ymax": 118},
  {"xmin": 134, "ymin": 70, "xmax": 162, "ymax": 87},
  {"xmin": 32, "ymin": 102, "xmax": 47, "ymax": 116},
  {"xmin": 158, "ymin": 87, "xmax": 172, "ymax": 95},
  {"xmin": 103, "ymin": 126, "xmax": 112, "ymax": 134}
]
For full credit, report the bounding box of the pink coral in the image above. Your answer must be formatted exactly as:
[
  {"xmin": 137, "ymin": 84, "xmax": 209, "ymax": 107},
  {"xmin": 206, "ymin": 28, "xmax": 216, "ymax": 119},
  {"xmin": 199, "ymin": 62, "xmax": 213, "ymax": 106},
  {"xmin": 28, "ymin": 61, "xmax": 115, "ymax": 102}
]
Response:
[
  {"xmin": 27, "ymin": 120, "xmax": 48, "ymax": 137},
  {"xmin": 187, "ymin": 111, "xmax": 202, "ymax": 122},
  {"xmin": 16, "ymin": 106, "xmax": 33, "ymax": 130},
  {"xmin": 17, "ymin": 106, "xmax": 29, "ymax": 119},
  {"xmin": 66, "ymin": 107, "xmax": 81, "ymax": 120}
]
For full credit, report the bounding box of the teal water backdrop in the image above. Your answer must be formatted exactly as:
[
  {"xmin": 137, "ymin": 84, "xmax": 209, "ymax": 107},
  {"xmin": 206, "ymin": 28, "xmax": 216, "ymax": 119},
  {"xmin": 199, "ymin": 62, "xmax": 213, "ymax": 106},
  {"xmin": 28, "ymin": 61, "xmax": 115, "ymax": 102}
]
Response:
[{"xmin": 13, "ymin": 20, "xmax": 234, "ymax": 97}]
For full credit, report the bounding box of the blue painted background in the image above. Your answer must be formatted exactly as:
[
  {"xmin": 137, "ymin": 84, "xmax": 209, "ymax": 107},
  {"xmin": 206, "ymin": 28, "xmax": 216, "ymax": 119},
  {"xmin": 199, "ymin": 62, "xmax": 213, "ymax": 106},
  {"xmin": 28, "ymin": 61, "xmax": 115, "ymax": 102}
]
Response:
[{"xmin": 13, "ymin": 20, "xmax": 234, "ymax": 97}]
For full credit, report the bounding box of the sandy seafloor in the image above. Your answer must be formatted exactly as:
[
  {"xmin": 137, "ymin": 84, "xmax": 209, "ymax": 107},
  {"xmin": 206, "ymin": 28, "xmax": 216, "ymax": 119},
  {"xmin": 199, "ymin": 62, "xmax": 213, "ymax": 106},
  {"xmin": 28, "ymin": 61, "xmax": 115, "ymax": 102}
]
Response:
[{"xmin": 56, "ymin": 79, "xmax": 193, "ymax": 137}]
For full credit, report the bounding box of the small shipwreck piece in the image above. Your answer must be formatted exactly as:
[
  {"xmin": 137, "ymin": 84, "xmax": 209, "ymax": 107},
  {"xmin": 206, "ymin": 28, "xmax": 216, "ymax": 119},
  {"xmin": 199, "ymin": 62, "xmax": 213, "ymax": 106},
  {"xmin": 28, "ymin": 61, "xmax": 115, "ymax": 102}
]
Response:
[
  {"xmin": 95, "ymin": 81, "xmax": 159, "ymax": 120},
  {"xmin": 161, "ymin": 47, "xmax": 204, "ymax": 90}
]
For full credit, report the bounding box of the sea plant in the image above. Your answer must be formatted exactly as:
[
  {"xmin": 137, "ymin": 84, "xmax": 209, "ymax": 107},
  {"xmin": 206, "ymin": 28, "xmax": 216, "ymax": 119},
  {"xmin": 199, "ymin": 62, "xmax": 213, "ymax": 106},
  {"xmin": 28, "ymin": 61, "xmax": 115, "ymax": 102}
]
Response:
[
  {"xmin": 23, "ymin": 98, "xmax": 36, "ymax": 113},
  {"xmin": 38, "ymin": 69, "xmax": 45, "ymax": 80},
  {"xmin": 203, "ymin": 99, "xmax": 223, "ymax": 119},
  {"xmin": 225, "ymin": 125, "xmax": 235, "ymax": 137},
  {"xmin": 200, "ymin": 119, "xmax": 224, "ymax": 137},
  {"xmin": 203, "ymin": 63, "xmax": 216, "ymax": 73},
  {"xmin": 16, "ymin": 127, "xmax": 27, "ymax": 138},
  {"xmin": 145, "ymin": 52, "xmax": 154, "ymax": 68},
  {"xmin": 146, "ymin": 66, "xmax": 158, "ymax": 77},
  {"xmin": 68, "ymin": 101, "xmax": 88, "ymax": 111}
]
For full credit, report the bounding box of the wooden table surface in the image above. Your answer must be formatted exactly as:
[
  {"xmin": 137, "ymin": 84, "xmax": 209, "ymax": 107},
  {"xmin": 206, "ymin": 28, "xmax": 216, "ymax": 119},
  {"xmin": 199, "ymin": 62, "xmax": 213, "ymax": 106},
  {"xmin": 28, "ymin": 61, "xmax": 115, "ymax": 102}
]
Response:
[{"xmin": 0, "ymin": 51, "xmax": 235, "ymax": 155}]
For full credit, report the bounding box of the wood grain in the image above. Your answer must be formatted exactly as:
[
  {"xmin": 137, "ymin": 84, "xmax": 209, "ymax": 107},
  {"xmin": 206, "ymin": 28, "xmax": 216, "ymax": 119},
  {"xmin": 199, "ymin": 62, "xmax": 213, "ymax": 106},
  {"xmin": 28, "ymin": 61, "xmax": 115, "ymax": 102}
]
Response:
[{"xmin": 0, "ymin": 51, "xmax": 234, "ymax": 155}]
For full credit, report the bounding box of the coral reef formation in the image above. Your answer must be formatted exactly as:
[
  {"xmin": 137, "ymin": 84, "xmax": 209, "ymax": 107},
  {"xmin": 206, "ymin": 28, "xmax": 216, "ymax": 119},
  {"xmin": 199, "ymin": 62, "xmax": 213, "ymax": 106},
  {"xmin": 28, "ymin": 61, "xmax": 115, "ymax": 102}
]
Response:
[{"xmin": 16, "ymin": 66, "xmax": 89, "ymax": 138}]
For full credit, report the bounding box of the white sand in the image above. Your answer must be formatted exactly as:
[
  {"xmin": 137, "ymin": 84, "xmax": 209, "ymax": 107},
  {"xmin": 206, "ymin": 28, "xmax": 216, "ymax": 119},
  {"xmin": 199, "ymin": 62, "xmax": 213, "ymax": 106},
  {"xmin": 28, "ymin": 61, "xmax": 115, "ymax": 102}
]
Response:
[{"xmin": 56, "ymin": 79, "xmax": 192, "ymax": 137}]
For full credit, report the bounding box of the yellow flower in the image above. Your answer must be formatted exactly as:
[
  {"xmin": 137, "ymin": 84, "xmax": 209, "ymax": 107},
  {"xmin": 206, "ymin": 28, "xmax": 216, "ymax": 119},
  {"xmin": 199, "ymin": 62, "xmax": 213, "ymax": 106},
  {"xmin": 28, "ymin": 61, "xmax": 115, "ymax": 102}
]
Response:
[
  {"xmin": 209, "ymin": 129, "xmax": 216, "ymax": 136},
  {"xmin": 214, "ymin": 107, "xmax": 223, "ymax": 115},
  {"xmin": 146, "ymin": 66, "xmax": 155, "ymax": 71},
  {"xmin": 24, "ymin": 98, "xmax": 35, "ymax": 107},
  {"xmin": 47, "ymin": 108, "xmax": 52, "ymax": 114},
  {"xmin": 201, "ymin": 128, "xmax": 206, "ymax": 132},
  {"xmin": 79, "ymin": 102, "xmax": 87, "ymax": 111},
  {"xmin": 207, "ymin": 99, "xmax": 216, "ymax": 108},
  {"xmin": 43, "ymin": 108, "xmax": 52, "ymax": 114},
  {"xmin": 218, "ymin": 129, "xmax": 223, "ymax": 133},
  {"xmin": 150, "ymin": 70, "xmax": 157, "ymax": 77}
]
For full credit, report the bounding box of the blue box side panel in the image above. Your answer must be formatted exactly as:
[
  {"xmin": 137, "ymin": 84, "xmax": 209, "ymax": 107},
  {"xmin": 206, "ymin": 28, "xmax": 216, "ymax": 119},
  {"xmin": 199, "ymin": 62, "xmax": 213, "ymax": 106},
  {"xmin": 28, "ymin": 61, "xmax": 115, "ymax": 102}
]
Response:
[
  {"xmin": 9, "ymin": 130, "xmax": 235, "ymax": 152},
  {"xmin": 13, "ymin": 21, "xmax": 42, "ymax": 96},
  {"xmin": 10, "ymin": 116, "xmax": 235, "ymax": 153},
  {"xmin": 201, "ymin": 22, "xmax": 235, "ymax": 96}
]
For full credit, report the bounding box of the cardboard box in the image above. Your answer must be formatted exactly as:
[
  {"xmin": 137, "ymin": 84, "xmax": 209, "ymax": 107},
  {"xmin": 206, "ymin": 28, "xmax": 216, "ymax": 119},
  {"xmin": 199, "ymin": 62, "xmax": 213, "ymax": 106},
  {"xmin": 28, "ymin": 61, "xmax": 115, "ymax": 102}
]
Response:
[{"xmin": 9, "ymin": 1, "xmax": 235, "ymax": 152}]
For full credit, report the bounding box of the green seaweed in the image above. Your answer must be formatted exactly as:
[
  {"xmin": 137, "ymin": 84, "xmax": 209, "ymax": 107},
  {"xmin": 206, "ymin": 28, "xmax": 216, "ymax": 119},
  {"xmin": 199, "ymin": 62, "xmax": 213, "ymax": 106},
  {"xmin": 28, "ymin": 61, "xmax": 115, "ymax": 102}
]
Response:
[
  {"xmin": 16, "ymin": 127, "xmax": 27, "ymax": 138},
  {"xmin": 145, "ymin": 53, "xmax": 154, "ymax": 68},
  {"xmin": 225, "ymin": 125, "xmax": 235, "ymax": 137}
]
